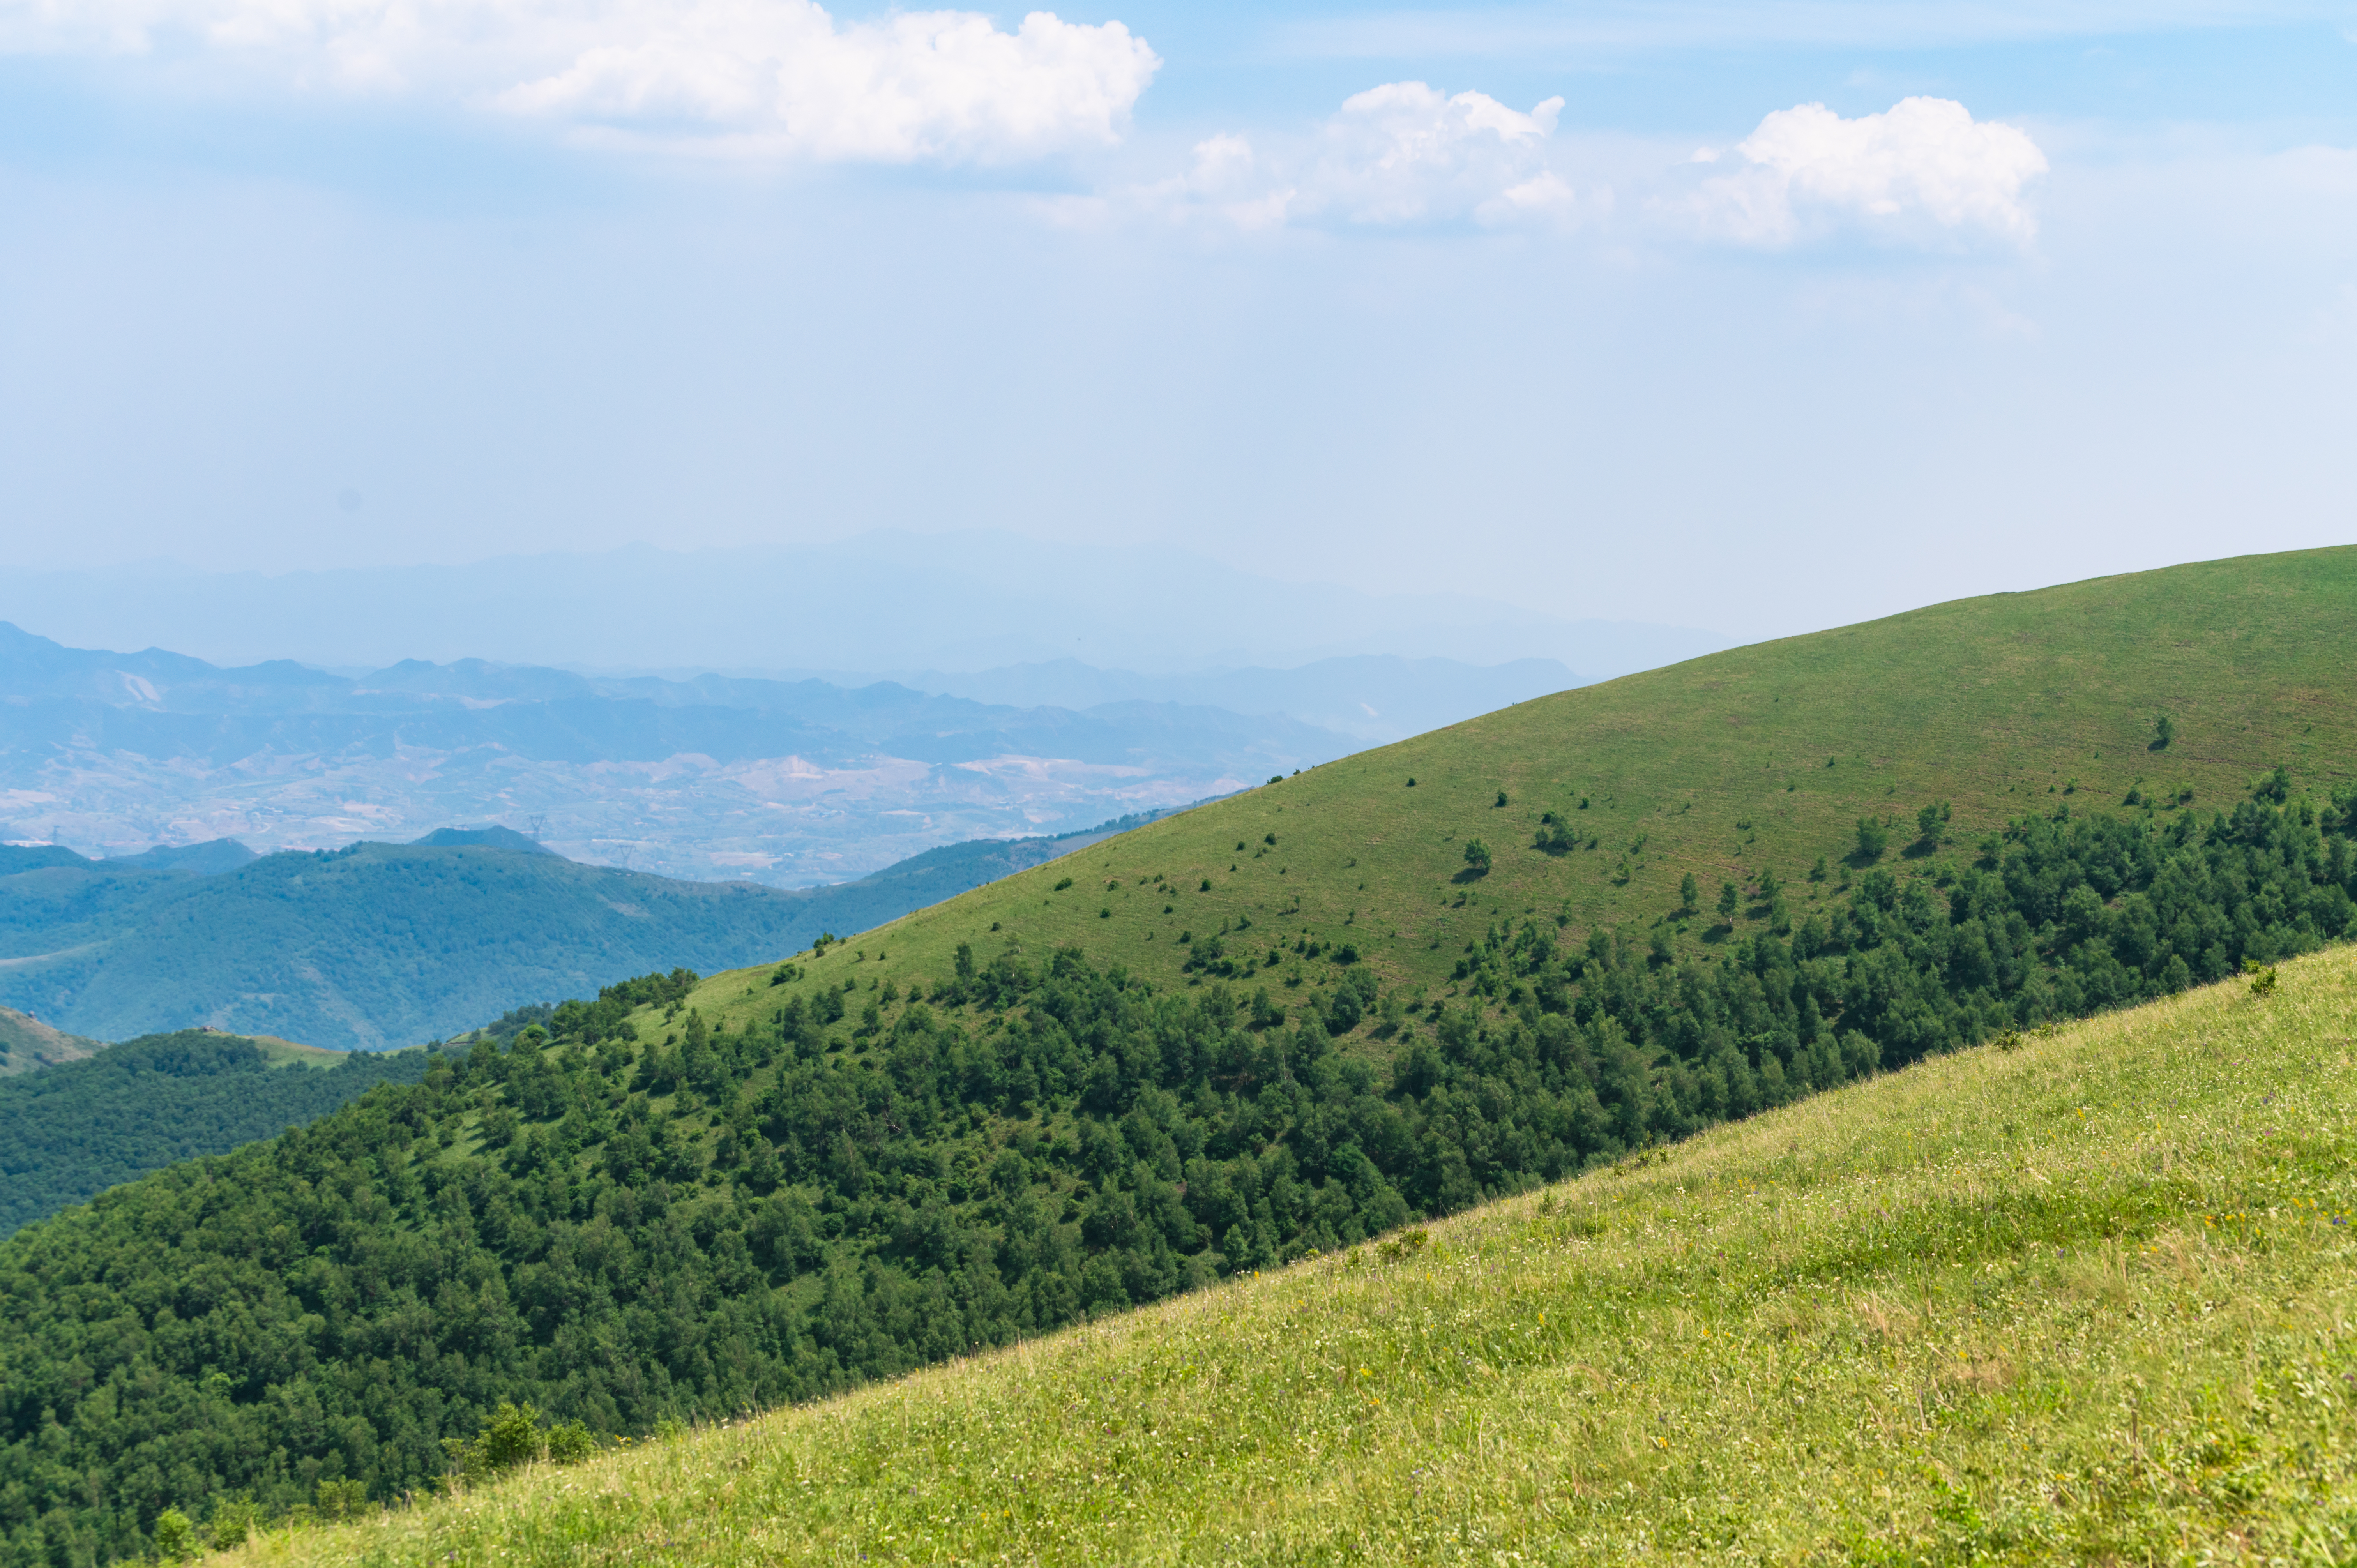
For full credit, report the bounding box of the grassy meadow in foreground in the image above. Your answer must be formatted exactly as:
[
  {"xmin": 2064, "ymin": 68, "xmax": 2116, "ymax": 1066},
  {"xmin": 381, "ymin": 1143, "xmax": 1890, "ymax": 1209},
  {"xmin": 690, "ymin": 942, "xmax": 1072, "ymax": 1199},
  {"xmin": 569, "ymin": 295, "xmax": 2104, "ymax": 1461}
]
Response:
[{"xmin": 235, "ymin": 946, "xmax": 2357, "ymax": 1565}]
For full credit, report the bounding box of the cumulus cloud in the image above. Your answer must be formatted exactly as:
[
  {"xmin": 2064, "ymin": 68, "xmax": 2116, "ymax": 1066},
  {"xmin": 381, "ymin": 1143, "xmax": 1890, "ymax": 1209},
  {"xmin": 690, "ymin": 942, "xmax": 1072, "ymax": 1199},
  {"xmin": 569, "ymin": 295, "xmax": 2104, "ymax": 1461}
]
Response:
[
  {"xmin": 1306, "ymin": 81, "xmax": 1571, "ymax": 225},
  {"xmin": 1687, "ymin": 96, "xmax": 2047, "ymax": 246},
  {"xmin": 1120, "ymin": 80, "xmax": 1581, "ymax": 231},
  {"xmin": 0, "ymin": 0, "xmax": 1160, "ymax": 162}
]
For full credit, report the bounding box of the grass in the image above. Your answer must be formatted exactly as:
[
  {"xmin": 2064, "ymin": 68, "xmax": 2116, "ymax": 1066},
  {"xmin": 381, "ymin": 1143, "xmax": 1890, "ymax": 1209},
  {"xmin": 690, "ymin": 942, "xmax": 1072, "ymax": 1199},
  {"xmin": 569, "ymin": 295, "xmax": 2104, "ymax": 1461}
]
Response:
[
  {"xmin": 672, "ymin": 546, "xmax": 2357, "ymax": 1053},
  {"xmin": 246, "ymin": 1035, "xmax": 347, "ymax": 1068},
  {"xmin": 229, "ymin": 944, "xmax": 2357, "ymax": 1565},
  {"xmin": 0, "ymin": 1005, "xmax": 99, "ymax": 1074}
]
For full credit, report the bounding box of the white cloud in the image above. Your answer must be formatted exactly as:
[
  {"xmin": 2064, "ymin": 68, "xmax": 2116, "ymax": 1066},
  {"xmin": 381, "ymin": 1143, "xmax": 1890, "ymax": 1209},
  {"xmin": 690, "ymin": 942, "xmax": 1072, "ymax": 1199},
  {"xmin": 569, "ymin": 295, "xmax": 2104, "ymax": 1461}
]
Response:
[
  {"xmin": 1309, "ymin": 81, "xmax": 1569, "ymax": 224},
  {"xmin": 1686, "ymin": 97, "xmax": 2048, "ymax": 246},
  {"xmin": 0, "ymin": 0, "xmax": 1160, "ymax": 162},
  {"xmin": 1125, "ymin": 80, "xmax": 1582, "ymax": 231}
]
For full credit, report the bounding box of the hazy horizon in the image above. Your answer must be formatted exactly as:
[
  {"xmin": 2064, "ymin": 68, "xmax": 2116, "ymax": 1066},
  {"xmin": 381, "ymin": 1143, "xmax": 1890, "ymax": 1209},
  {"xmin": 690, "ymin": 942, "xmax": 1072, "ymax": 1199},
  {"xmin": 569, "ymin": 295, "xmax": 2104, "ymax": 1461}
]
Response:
[
  {"xmin": 2, "ymin": 2, "xmax": 2349, "ymax": 648},
  {"xmin": 0, "ymin": 531, "xmax": 1726, "ymax": 678}
]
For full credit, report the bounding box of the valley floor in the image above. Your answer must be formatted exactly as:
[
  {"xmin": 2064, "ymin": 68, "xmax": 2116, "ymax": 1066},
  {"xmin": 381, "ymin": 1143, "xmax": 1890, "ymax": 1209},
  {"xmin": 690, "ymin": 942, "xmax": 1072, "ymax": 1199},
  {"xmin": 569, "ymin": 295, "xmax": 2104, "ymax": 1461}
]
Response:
[{"xmin": 235, "ymin": 948, "xmax": 2357, "ymax": 1565}]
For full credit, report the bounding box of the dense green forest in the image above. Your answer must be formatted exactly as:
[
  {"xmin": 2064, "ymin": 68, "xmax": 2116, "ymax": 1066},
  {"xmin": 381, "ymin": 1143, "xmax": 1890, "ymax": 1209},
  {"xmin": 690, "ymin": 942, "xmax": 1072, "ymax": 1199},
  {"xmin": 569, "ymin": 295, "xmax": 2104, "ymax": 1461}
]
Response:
[
  {"xmin": 0, "ymin": 1033, "xmax": 432, "ymax": 1237},
  {"xmin": 1, "ymin": 775, "xmax": 2352, "ymax": 1563}
]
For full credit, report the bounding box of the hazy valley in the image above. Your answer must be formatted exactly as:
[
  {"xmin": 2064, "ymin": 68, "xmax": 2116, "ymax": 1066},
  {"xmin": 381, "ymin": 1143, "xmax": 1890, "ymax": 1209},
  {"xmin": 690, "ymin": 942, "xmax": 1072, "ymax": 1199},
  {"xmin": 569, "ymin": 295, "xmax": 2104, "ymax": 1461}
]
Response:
[{"xmin": 0, "ymin": 622, "xmax": 1573, "ymax": 887}]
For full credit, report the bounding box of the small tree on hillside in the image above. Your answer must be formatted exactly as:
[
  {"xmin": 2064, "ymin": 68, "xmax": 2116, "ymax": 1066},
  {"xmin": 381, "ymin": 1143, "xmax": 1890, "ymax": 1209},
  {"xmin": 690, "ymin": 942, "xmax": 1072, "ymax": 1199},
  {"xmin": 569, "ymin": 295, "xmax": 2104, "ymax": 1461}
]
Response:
[
  {"xmin": 1463, "ymin": 839, "xmax": 1493, "ymax": 876},
  {"xmin": 1716, "ymin": 881, "xmax": 1739, "ymax": 922},
  {"xmin": 2152, "ymin": 713, "xmax": 2175, "ymax": 750},
  {"xmin": 1678, "ymin": 872, "xmax": 1698, "ymax": 913},
  {"xmin": 1855, "ymin": 817, "xmax": 1889, "ymax": 862}
]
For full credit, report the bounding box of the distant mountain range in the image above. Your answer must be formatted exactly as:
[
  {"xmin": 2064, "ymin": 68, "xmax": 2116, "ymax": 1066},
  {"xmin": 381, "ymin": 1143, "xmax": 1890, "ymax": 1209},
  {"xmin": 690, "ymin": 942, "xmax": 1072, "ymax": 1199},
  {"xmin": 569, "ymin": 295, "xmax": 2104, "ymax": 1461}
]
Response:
[
  {"xmin": 0, "ymin": 532, "xmax": 1722, "ymax": 677},
  {"xmin": 0, "ymin": 621, "xmax": 1573, "ymax": 884},
  {"xmin": 774, "ymin": 656, "xmax": 1579, "ymax": 745},
  {"xmin": 0, "ymin": 814, "xmax": 1165, "ymax": 1050}
]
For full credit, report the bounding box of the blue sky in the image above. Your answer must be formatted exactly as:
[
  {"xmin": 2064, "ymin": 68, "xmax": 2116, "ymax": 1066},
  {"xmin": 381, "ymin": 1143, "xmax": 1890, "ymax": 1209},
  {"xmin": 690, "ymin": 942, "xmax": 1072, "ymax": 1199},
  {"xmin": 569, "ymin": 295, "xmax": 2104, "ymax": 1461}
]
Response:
[{"xmin": 0, "ymin": 0, "xmax": 2352, "ymax": 649}]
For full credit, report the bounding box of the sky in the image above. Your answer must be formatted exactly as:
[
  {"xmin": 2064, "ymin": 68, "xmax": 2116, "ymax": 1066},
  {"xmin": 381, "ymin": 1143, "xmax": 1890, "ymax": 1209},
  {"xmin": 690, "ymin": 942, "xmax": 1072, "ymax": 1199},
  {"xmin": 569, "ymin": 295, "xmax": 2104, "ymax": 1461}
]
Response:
[{"xmin": 0, "ymin": 0, "xmax": 2352, "ymax": 652}]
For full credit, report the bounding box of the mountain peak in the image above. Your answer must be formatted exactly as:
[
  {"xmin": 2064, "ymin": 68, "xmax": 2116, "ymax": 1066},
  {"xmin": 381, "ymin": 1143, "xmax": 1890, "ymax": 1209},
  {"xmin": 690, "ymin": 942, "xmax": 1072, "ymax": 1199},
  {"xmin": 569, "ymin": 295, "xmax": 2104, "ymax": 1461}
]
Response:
[{"xmin": 408, "ymin": 825, "xmax": 560, "ymax": 856}]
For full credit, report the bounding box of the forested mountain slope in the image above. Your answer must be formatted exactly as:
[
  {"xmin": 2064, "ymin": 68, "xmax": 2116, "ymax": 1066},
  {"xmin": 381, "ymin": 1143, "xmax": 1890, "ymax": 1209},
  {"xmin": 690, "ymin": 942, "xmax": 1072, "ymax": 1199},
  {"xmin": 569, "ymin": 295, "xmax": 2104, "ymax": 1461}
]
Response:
[
  {"xmin": 238, "ymin": 945, "xmax": 2357, "ymax": 1568},
  {"xmin": 0, "ymin": 816, "xmax": 1161, "ymax": 1049},
  {"xmin": 2, "ymin": 549, "xmax": 2353, "ymax": 1564},
  {"xmin": 0, "ymin": 1031, "xmax": 431, "ymax": 1236}
]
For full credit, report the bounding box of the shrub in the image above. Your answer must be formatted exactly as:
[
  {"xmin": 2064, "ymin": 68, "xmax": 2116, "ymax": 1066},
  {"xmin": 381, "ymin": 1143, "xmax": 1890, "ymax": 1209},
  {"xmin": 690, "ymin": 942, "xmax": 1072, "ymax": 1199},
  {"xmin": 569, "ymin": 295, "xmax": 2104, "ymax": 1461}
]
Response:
[
  {"xmin": 152, "ymin": 1509, "xmax": 196, "ymax": 1563},
  {"xmin": 206, "ymin": 1494, "xmax": 260, "ymax": 1551},
  {"xmin": 546, "ymin": 1420, "xmax": 599, "ymax": 1464},
  {"xmin": 1053, "ymin": 877, "xmax": 1074, "ymax": 892},
  {"xmin": 1462, "ymin": 839, "xmax": 1492, "ymax": 875},
  {"xmin": 315, "ymin": 1478, "xmax": 369, "ymax": 1522},
  {"xmin": 442, "ymin": 1400, "xmax": 580, "ymax": 1485},
  {"xmin": 1854, "ymin": 817, "xmax": 1889, "ymax": 861}
]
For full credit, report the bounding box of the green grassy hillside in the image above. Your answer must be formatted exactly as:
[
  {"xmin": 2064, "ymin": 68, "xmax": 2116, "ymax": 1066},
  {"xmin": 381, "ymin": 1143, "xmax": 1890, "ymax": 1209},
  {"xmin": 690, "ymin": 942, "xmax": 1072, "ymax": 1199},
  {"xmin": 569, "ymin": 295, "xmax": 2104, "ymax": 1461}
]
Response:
[
  {"xmin": 705, "ymin": 546, "xmax": 2357, "ymax": 1034},
  {"xmin": 231, "ymin": 945, "xmax": 2357, "ymax": 1566},
  {"xmin": 0, "ymin": 1005, "xmax": 98, "ymax": 1074}
]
